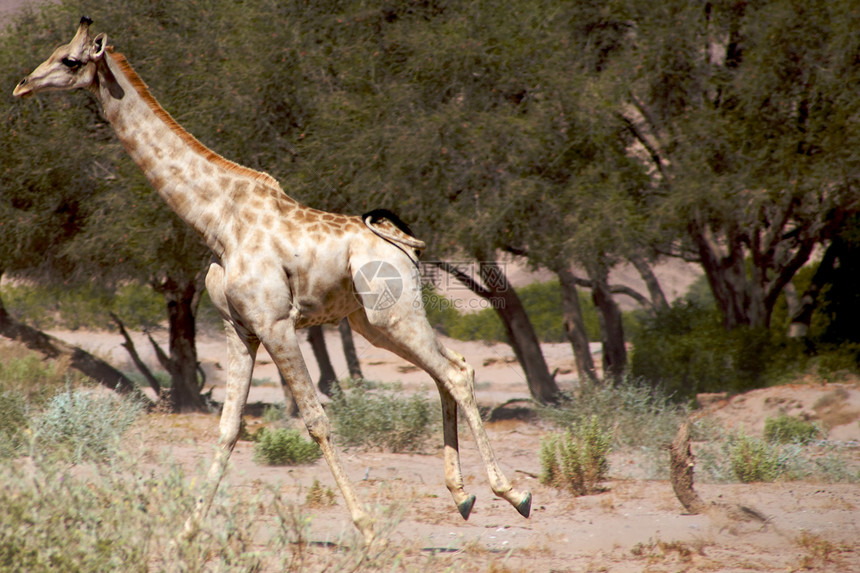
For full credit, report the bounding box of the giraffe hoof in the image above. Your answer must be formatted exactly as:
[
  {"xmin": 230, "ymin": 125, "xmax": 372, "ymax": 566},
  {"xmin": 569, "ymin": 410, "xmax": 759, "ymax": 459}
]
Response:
[
  {"xmin": 457, "ymin": 494, "xmax": 477, "ymax": 520},
  {"xmin": 516, "ymin": 492, "xmax": 532, "ymax": 518}
]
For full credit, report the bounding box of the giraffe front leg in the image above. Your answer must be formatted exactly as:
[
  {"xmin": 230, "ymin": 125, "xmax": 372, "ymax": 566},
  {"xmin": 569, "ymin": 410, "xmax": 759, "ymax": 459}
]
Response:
[
  {"xmin": 180, "ymin": 322, "xmax": 258, "ymax": 541},
  {"xmin": 440, "ymin": 391, "xmax": 476, "ymax": 519}
]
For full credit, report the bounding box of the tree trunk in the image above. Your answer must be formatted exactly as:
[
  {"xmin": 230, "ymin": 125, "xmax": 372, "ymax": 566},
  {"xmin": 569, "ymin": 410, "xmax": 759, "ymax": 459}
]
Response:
[
  {"xmin": 153, "ymin": 277, "xmax": 206, "ymax": 412},
  {"xmin": 588, "ymin": 262, "xmax": 627, "ymax": 381},
  {"xmin": 492, "ymin": 284, "xmax": 561, "ymax": 403},
  {"xmin": 788, "ymin": 238, "xmax": 841, "ymax": 338},
  {"xmin": 436, "ymin": 260, "xmax": 559, "ymax": 404},
  {"xmin": 557, "ymin": 266, "xmax": 598, "ymax": 384},
  {"xmin": 690, "ymin": 223, "xmax": 751, "ymax": 330},
  {"xmin": 338, "ymin": 318, "xmax": 363, "ymax": 380},
  {"xmin": 629, "ymin": 253, "xmax": 669, "ymax": 312},
  {"xmin": 0, "ymin": 287, "xmax": 146, "ymax": 401},
  {"xmin": 307, "ymin": 325, "xmax": 338, "ymax": 397},
  {"xmin": 688, "ymin": 211, "xmax": 823, "ymax": 332}
]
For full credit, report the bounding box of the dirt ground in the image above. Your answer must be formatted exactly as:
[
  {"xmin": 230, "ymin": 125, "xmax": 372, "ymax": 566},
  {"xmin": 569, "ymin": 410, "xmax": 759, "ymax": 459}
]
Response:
[{"xmin": 45, "ymin": 326, "xmax": 860, "ymax": 572}]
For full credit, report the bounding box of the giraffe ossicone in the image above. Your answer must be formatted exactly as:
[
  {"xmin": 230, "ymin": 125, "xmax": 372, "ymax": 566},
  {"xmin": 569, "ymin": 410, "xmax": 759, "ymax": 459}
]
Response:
[{"xmin": 14, "ymin": 16, "xmax": 532, "ymax": 544}]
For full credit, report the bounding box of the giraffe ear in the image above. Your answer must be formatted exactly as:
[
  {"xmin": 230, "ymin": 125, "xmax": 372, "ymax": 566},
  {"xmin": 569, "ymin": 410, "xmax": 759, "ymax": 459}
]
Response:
[{"xmin": 91, "ymin": 33, "xmax": 108, "ymax": 60}]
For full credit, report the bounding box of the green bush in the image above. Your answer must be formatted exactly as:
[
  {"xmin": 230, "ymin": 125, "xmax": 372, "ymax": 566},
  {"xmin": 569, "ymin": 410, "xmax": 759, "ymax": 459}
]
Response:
[
  {"xmin": 34, "ymin": 388, "xmax": 143, "ymax": 463},
  {"xmin": 729, "ymin": 432, "xmax": 785, "ymax": 483},
  {"xmin": 764, "ymin": 414, "xmax": 824, "ymax": 444},
  {"xmin": 694, "ymin": 420, "xmax": 859, "ymax": 484},
  {"xmin": 252, "ymin": 427, "xmax": 322, "ymax": 466},
  {"xmin": 629, "ymin": 301, "xmax": 803, "ymax": 398},
  {"xmin": 0, "ymin": 446, "xmax": 397, "ymax": 572},
  {"xmin": 328, "ymin": 384, "xmax": 435, "ymax": 452},
  {"xmin": 539, "ymin": 415, "xmax": 612, "ymax": 495}
]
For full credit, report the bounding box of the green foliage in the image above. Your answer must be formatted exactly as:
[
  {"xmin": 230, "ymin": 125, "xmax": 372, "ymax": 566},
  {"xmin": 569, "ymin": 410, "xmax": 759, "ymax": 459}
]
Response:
[
  {"xmin": 1, "ymin": 282, "xmax": 164, "ymax": 331},
  {"xmin": 694, "ymin": 420, "xmax": 858, "ymax": 484},
  {"xmin": 729, "ymin": 432, "xmax": 785, "ymax": 483},
  {"xmin": 252, "ymin": 427, "xmax": 321, "ymax": 466},
  {"xmin": 630, "ymin": 301, "xmax": 806, "ymax": 398},
  {"xmin": 34, "ymin": 388, "xmax": 143, "ymax": 463},
  {"xmin": 539, "ymin": 416, "xmax": 612, "ymax": 495},
  {"xmin": 328, "ymin": 384, "xmax": 436, "ymax": 453},
  {"xmin": 0, "ymin": 346, "xmax": 89, "ymax": 459},
  {"xmin": 764, "ymin": 414, "xmax": 824, "ymax": 445},
  {"xmin": 261, "ymin": 403, "xmax": 289, "ymax": 426},
  {"xmin": 424, "ymin": 280, "xmax": 602, "ymax": 343}
]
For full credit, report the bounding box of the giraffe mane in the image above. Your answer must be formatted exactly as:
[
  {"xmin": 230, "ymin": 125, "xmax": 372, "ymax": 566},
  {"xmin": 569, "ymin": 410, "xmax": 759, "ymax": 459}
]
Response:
[{"xmin": 107, "ymin": 51, "xmax": 282, "ymax": 191}]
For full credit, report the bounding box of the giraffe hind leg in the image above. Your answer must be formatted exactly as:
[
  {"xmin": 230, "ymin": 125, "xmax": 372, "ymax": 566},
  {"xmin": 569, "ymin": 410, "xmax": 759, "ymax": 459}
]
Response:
[
  {"xmin": 348, "ymin": 309, "xmax": 531, "ymax": 519},
  {"xmin": 258, "ymin": 314, "xmax": 375, "ymax": 544}
]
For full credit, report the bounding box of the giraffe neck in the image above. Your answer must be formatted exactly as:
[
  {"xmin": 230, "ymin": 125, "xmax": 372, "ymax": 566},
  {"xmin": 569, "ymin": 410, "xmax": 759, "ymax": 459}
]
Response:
[{"xmin": 90, "ymin": 51, "xmax": 290, "ymax": 256}]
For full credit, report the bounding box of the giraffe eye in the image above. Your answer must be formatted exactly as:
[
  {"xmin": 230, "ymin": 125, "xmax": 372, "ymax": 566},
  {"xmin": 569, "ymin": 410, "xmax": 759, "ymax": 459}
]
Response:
[{"xmin": 61, "ymin": 57, "xmax": 83, "ymax": 70}]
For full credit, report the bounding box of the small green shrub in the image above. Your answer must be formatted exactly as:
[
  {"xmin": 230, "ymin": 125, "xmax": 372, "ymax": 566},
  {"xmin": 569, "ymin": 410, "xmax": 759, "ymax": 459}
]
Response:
[
  {"xmin": 764, "ymin": 414, "xmax": 824, "ymax": 444},
  {"xmin": 261, "ymin": 403, "xmax": 288, "ymax": 425},
  {"xmin": 34, "ymin": 388, "xmax": 143, "ymax": 463},
  {"xmin": 252, "ymin": 427, "xmax": 321, "ymax": 466},
  {"xmin": 539, "ymin": 415, "xmax": 612, "ymax": 495},
  {"xmin": 729, "ymin": 432, "xmax": 784, "ymax": 483},
  {"xmin": 0, "ymin": 444, "xmax": 398, "ymax": 572},
  {"xmin": 328, "ymin": 384, "xmax": 435, "ymax": 452},
  {"xmin": 694, "ymin": 420, "xmax": 859, "ymax": 484}
]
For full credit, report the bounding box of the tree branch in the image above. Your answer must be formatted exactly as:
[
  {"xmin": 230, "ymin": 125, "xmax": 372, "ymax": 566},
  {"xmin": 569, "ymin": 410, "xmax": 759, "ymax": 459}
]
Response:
[
  {"xmin": 617, "ymin": 111, "xmax": 668, "ymax": 184},
  {"xmin": 110, "ymin": 312, "xmax": 161, "ymax": 394},
  {"xmin": 147, "ymin": 332, "xmax": 175, "ymax": 375},
  {"xmin": 557, "ymin": 270, "xmax": 653, "ymax": 308},
  {"xmin": 431, "ymin": 260, "xmax": 494, "ymax": 299}
]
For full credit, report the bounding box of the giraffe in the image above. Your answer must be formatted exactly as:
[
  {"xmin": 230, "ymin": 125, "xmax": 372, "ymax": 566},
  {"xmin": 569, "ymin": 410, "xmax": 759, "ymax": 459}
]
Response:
[{"xmin": 13, "ymin": 17, "xmax": 532, "ymax": 543}]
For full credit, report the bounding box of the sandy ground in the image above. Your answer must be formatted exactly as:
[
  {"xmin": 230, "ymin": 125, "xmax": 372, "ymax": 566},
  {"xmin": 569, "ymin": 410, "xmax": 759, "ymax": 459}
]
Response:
[{"xmin": 39, "ymin": 325, "xmax": 860, "ymax": 572}]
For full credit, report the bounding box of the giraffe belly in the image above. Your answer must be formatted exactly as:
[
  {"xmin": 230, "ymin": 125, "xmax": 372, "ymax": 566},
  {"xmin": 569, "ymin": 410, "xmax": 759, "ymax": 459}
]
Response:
[{"xmin": 292, "ymin": 283, "xmax": 362, "ymax": 329}]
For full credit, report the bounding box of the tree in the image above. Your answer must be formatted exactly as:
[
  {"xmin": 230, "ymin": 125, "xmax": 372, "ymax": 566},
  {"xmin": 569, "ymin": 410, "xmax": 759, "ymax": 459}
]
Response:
[{"xmin": 618, "ymin": 0, "xmax": 860, "ymax": 330}]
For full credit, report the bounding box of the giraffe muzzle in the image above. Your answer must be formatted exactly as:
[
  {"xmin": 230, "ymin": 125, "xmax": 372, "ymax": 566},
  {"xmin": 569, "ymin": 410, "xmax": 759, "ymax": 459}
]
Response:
[{"xmin": 13, "ymin": 77, "xmax": 33, "ymax": 98}]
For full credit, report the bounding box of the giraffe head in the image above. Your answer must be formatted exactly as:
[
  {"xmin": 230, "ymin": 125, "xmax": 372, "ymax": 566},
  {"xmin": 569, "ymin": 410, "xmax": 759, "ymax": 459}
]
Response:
[{"xmin": 13, "ymin": 17, "xmax": 108, "ymax": 98}]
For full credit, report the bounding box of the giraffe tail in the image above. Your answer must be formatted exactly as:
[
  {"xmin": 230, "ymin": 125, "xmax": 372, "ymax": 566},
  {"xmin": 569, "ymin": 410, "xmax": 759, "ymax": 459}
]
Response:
[{"xmin": 363, "ymin": 209, "xmax": 426, "ymax": 258}]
